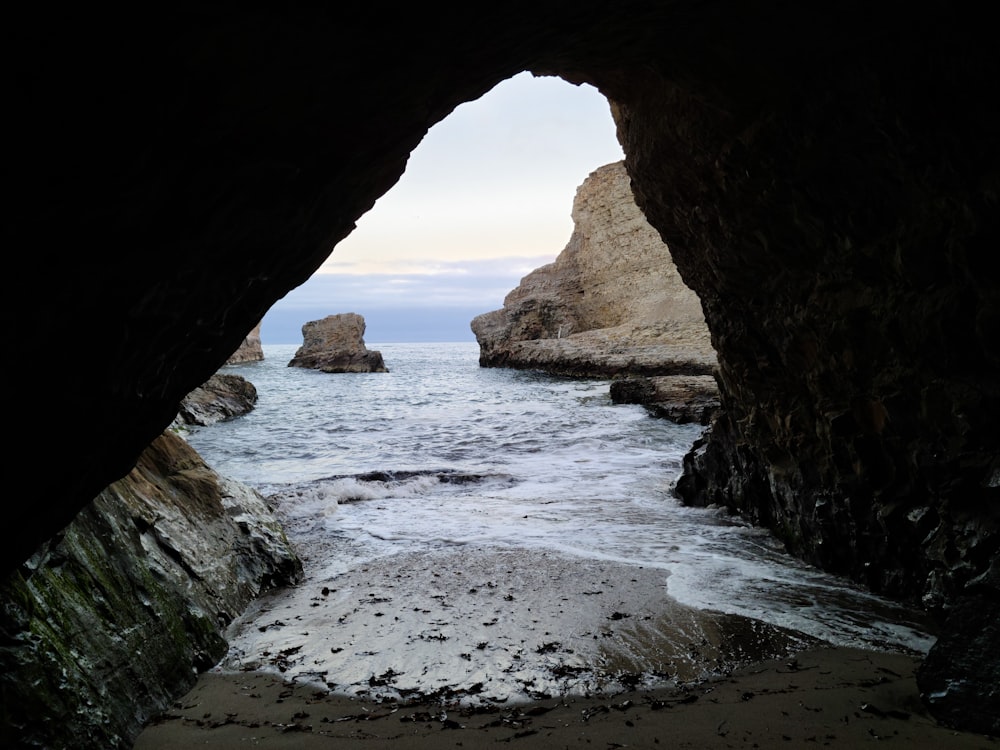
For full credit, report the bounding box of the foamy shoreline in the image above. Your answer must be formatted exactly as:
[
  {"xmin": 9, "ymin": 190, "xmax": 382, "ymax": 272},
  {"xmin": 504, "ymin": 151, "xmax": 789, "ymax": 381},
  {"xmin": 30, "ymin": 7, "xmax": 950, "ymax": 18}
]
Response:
[
  {"xmin": 133, "ymin": 548, "xmax": 996, "ymax": 749},
  {"xmin": 212, "ymin": 546, "xmax": 822, "ymax": 706}
]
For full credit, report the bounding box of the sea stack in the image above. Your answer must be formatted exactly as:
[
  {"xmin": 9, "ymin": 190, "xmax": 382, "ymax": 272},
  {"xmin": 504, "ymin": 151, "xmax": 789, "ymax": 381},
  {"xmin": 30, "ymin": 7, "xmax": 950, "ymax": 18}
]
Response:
[
  {"xmin": 288, "ymin": 313, "xmax": 388, "ymax": 373},
  {"xmin": 470, "ymin": 160, "xmax": 716, "ymax": 379},
  {"xmin": 471, "ymin": 160, "xmax": 719, "ymax": 417},
  {"xmin": 227, "ymin": 322, "xmax": 264, "ymax": 364}
]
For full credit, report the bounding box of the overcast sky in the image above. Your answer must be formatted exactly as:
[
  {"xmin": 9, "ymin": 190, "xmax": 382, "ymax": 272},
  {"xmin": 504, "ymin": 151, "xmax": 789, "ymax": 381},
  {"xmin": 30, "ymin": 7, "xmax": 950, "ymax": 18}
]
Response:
[{"xmin": 261, "ymin": 72, "xmax": 625, "ymax": 344}]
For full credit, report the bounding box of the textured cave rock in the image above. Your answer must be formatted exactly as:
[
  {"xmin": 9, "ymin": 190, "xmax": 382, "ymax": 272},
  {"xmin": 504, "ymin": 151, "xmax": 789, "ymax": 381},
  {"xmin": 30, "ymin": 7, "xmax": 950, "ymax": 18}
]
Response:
[
  {"xmin": 7, "ymin": 2, "xmax": 999, "ymax": 734},
  {"xmin": 0, "ymin": 431, "xmax": 301, "ymax": 750},
  {"xmin": 227, "ymin": 322, "xmax": 264, "ymax": 364},
  {"xmin": 173, "ymin": 372, "xmax": 258, "ymax": 427},
  {"xmin": 915, "ymin": 586, "xmax": 1000, "ymax": 736}
]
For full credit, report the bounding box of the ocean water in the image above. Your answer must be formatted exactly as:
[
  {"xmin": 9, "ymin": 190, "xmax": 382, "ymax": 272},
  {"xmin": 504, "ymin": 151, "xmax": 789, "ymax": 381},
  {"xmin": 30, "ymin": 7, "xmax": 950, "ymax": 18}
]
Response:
[{"xmin": 182, "ymin": 342, "xmax": 935, "ymax": 703}]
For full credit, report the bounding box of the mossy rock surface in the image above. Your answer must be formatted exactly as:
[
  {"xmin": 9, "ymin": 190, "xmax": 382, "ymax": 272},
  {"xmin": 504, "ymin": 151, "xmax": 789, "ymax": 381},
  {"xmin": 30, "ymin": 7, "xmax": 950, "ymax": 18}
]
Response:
[{"xmin": 0, "ymin": 432, "xmax": 301, "ymax": 750}]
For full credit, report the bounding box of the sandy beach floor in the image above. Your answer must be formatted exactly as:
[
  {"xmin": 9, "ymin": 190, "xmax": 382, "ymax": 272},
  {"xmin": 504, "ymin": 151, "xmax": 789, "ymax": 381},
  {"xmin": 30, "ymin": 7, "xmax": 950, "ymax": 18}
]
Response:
[
  {"xmin": 134, "ymin": 646, "xmax": 996, "ymax": 749},
  {"xmin": 201, "ymin": 548, "xmax": 831, "ymax": 705},
  {"xmin": 134, "ymin": 547, "xmax": 996, "ymax": 748}
]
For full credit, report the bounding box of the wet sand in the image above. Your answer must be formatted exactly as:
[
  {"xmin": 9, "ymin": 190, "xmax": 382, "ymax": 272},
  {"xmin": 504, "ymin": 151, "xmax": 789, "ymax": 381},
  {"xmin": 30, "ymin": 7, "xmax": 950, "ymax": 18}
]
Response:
[
  {"xmin": 133, "ymin": 647, "xmax": 997, "ymax": 749},
  {"xmin": 134, "ymin": 548, "xmax": 996, "ymax": 748},
  {"xmin": 206, "ymin": 548, "xmax": 825, "ymax": 705}
]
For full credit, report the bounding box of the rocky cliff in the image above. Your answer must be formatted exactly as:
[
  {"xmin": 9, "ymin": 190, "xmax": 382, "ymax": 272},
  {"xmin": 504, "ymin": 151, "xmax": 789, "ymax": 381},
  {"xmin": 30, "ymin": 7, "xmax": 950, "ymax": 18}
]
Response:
[
  {"xmin": 288, "ymin": 313, "xmax": 388, "ymax": 373},
  {"xmin": 473, "ymin": 161, "xmax": 716, "ymax": 377},
  {"xmin": 472, "ymin": 160, "xmax": 719, "ymax": 414},
  {"xmin": 0, "ymin": 431, "xmax": 301, "ymax": 749}
]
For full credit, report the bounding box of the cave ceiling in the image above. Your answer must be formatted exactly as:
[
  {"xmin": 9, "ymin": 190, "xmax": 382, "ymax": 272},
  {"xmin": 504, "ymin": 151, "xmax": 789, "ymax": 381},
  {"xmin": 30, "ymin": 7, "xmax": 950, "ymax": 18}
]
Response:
[{"xmin": 6, "ymin": 3, "xmax": 998, "ymax": 594}]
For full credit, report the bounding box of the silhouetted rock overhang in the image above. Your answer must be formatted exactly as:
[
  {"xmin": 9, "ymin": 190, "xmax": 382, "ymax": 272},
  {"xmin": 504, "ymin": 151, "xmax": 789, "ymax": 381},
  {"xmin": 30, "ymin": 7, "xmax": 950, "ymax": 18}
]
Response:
[{"xmin": 6, "ymin": 3, "xmax": 998, "ymax": 731}]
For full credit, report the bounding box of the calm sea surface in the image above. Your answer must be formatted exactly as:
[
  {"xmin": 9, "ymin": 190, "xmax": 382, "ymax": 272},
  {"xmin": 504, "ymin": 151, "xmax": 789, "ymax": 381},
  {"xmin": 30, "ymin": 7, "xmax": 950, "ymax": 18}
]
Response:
[{"xmin": 182, "ymin": 342, "xmax": 934, "ymax": 700}]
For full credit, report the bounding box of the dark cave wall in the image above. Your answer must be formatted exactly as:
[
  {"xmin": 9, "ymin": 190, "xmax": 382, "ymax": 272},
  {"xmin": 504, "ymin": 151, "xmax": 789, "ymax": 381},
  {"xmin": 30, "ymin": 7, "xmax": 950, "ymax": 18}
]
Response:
[
  {"xmin": 9, "ymin": 6, "xmax": 524, "ymax": 572},
  {"xmin": 9, "ymin": 0, "xmax": 999, "ymax": 601},
  {"xmin": 12, "ymin": 2, "xmax": 700, "ymax": 575},
  {"xmin": 603, "ymin": 14, "xmax": 1000, "ymax": 608},
  {"xmin": 595, "ymin": 15, "xmax": 1000, "ymax": 726}
]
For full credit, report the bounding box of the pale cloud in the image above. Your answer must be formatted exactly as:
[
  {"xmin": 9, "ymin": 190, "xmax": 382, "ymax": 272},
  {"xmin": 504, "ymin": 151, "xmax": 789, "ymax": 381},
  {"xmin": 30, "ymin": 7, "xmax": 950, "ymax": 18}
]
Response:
[
  {"xmin": 265, "ymin": 71, "xmax": 622, "ymax": 342},
  {"xmin": 319, "ymin": 254, "xmax": 554, "ymax": 279},
  {"xmin": 315, "ymin": 71, "xmax": 623, "ymax": 275},
  {"xmin": 260, "ymin": 256, "xmax": 551, "ymax": 343},
  {"xmin": 271, "ymin": 255, "xmax": 554, "ymax": 313}
]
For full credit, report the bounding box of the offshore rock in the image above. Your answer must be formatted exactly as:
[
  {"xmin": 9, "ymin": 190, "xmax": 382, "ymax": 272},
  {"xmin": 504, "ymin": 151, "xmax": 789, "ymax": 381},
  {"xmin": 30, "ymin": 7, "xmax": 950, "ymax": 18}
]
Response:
[
  {"xmin": 174, "ymin": 372, "xmax": 258, "ymax": 427},
  {"xmin": 227, "ymin": 322, "xmax": 264, "ymax": 364},
  {"xmin": 0, "ymin": 431, "xmax": 301, "ymax": 750},
  {"xmin": 471, "ymin": 160, "xmax": 717, "ymax": 411},
  {"xmin": 288, "ymin": 313, "xmax": 388, "ymax": 373},
  {"xmin": 610, "ymin": 375, "xmax": 720, "ymax": 425}
]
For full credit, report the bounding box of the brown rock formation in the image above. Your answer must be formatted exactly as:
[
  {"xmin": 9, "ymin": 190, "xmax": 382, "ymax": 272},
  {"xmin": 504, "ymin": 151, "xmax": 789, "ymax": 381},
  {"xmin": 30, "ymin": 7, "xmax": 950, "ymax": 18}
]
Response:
[
  {"xmin": 0, "ymin": 431, "xmax": 301, "ymax": 749},
  {"xmin": 288, "ymin": 313, "xmax": 388, "ymax": 373},
  {"xmin": 174, "ymin": 372, "xmax": 258, "ymax": 427},
  {"xmin": 7, "ymin": 4, "xmax": 999, "ymax": 736},
  {"xmin": 226, "ymin": 322, "xmax": 264, "ymax": 364},
  {"xmin": 472, "ymin": 160, "xmax": 719, "ymax": 419},
  {"xmin": 610, "ymin": 375, "xmax": 721, "ymax": 426},
  {"xmin": 472, "ymin": 161, "xmax": 716, "ymax": 381}
]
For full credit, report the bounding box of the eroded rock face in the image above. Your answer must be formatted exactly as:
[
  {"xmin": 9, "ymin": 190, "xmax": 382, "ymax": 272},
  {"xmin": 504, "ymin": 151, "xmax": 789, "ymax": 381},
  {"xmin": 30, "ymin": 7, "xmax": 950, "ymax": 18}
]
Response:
[
  {"xmin": 174, "ymin": 372, "xmax": 258, "ymax": 427},
  {"xmin": 227, "ymin": 323, "xmax": 264, "ymax": 364},
  {"xmin": 472, "ymin": 161, "xmax": 716, "ymax": 381},
  {"xmin": 610, "ymin": 375, "xmax": 720, "ymax": 426},
  {"xmin": 915, "ymin": 586, "xmax": 1000, "ymax": 736},
  {"xmin": 288, "ymin": 313, "xmax": 388, "ymax": 373},
  {"xmin": 644, "ymin": 46, "xmax": 1000, "ymax": 612},
  {"xmin": 0, "ymin": 431, "xmax": 301, "ymax": 750}
]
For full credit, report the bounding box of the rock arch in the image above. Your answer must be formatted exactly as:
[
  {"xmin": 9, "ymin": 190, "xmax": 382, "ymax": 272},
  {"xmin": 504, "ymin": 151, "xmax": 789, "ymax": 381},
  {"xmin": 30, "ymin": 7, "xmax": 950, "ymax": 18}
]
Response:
[{"xmin": 7, "ymin": 3, "xmax": 999, "ymax": 733}]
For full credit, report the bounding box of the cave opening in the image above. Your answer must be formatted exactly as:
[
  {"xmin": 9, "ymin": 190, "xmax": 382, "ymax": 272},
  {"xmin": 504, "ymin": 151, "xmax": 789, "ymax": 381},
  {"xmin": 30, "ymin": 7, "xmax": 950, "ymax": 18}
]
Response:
[
  {"xmin": 257, "ymin": 71, "xmax": 625, "ymax": 346},
  {"xmin": 173, "ymin": 72, "xmax": 935, "ymax": 711},
  {"xmin": 6, "ymin": 6, "xmax": 999, "ymax": 745}
]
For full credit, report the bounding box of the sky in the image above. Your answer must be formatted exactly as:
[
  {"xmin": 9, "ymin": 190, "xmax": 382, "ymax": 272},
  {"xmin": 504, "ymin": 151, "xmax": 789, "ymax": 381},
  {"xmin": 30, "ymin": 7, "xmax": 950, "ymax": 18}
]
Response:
[{"xmin": 260, "ymin": 72, "xmax": 625, "ymax": 344}]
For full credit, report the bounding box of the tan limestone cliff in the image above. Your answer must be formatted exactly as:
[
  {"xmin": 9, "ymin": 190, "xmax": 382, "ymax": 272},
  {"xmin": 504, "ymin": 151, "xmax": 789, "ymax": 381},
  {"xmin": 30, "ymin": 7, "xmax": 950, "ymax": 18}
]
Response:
[
  {"xmin": 227, "ymin": 322, "xmax": 264, "ymax": 364},
  {"xmin": 471, "ymin": 160, "xmax": 718, "ymax": 412},
  {"xmin": 472, "ymin": 161, "xmax": 717, "ymax": 373}
]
